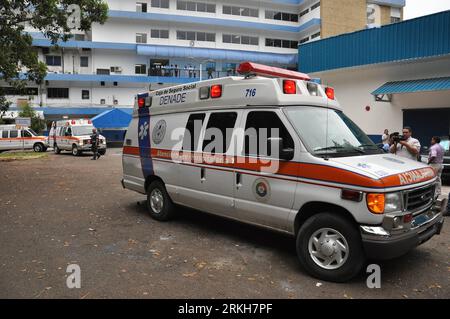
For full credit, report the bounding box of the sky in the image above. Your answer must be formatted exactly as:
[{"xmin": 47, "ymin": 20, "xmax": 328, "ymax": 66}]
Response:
[{"xmin": 404, "ymin": 0, "xmax": 450, "ymax": 20}]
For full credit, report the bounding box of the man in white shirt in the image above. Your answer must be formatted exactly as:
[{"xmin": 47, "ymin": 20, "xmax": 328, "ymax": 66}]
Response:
[{"xmin": 390, "ymin": 126, "xmax": 421, "ymax": 161}]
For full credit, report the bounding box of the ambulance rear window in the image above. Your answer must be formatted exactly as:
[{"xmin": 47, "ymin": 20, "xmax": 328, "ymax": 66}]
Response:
[
  {"xmin": 2, "ymin": 131, "xmax": 8, "ymax": 138},
  {"xmin": 202, "ymin": 112, "xmax": 238, "ymax": 154},
  {"xmin": 10, "ymin": 130, "xmax": 18, "ymax": 138}
]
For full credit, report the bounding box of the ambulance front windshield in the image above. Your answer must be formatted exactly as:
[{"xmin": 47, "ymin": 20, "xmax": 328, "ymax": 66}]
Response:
[
  {"xmin": 285, "ymin": 106, "xmax": 381, "ymax": 157},
  {"xmin": 72, "ymin": 125, "xmax": 94, "ymax": 136}
]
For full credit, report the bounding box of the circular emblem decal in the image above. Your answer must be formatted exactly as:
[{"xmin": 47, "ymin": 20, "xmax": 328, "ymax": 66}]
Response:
[
  {"xmin": 152, "ymin": 120, "xmax": 166, "ymax": 144},
  {"xmin": 252, "ymin": 179, "xmax": 271, "ymax": 202}
]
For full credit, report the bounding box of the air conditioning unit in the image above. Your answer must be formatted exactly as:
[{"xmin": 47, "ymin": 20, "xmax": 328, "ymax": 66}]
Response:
[
  {"xmin": 113, "ymin": 99, "xmax": 118, "ymax": 105},
  {"xmin": 100, "ymin": 99, "xmax": 106, "ymax": 105},
  {"xmin": 110, "ymin": 66, "xmax": 122, "ymax": 73}
]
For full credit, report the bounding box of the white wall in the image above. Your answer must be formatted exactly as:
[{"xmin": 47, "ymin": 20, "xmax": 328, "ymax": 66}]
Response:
[{"xmin": 310, "ymin": 56, "xmax": 450, "ymax": 136}]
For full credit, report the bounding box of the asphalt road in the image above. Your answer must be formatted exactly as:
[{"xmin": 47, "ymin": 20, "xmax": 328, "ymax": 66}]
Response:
[{"xmin": 0, "ymin": 149, "xmax": 449, "ymax": 299}]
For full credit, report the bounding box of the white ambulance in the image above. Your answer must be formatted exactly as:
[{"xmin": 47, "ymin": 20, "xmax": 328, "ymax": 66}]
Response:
[
  {"xmin": 50, "ymin": 119, "xmax": 106, "ymax": 156},
  {"xmin": 122, "ymin": 62, "xmax": 445, "ymax": 282},
  {"xmin": 0, "ymin": 124, "xmax": 49, "ymax": 152}
]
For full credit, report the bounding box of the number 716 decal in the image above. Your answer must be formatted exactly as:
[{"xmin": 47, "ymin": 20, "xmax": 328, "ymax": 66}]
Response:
[{"xmin": 245, "ymin": 88, "xmax": 257, "ymax": 98}]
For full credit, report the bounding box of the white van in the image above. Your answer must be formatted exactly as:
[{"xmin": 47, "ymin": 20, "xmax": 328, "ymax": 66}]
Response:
[
  {"xmin": 50, "ymin": 119, "xmax": 106, "ymax": 156},
  {"xmin": 0, "ymin": 125, "xmax": 49, "ymax": 152},
  {"xmin": 121, "ymin": 62, "xmax": 445, "ymax": 282}
]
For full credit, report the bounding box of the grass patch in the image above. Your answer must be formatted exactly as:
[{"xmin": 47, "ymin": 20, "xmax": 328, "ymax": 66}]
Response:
[{"xmin": 0, "ymin": 151, "xmax": 48, "ymax": 161}]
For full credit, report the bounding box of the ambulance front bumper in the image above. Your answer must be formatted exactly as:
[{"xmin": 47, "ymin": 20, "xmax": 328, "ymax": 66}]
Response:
[
  {"xmin": 79, "ymin": 144, "xmax": 106, "ymax": 151},
  {"xmin": 360, "ymin": 199, "xmax": 445, "ymax": 260}
]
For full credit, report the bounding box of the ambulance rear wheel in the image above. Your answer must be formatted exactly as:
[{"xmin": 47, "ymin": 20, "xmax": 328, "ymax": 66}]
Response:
[
  {"xmin": 54, "ymin": 144, "xmax": 61, "ymax": 154},
  {"xmin": 146, "ymin": 180, "xmax": 175, "ymax": 221},
  {"xmin": 296, "ymin": 212, "xmax": 365, "ymax": 282},
  {"xmin": 72, "ymin": 145, "xmax": 80, "ymax": 156}
]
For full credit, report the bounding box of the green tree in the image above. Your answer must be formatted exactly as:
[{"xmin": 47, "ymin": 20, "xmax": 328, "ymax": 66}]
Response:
[
  {"xmin": 18, "ymin": 102, "xmax": 45, "ymax": 133},
  {"xmin": 0, "ymin": 0, "xmax": 108, "ymax": 114}
]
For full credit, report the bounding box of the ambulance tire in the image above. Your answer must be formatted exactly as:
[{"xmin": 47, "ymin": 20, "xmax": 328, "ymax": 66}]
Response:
[
  {"xmin": 296, "ymin": 212, "xmax": 365, "ymax": 283},
  {"xmin": 33, "ymin": 143, "xmax": 44, "ymax": 153},
  {"xmin": 146, "ymin": 180, "xmax": 175, "ymax": 221},
  {"xmin": 54, "ymin": 144, "xmax": 61, "ymax": 154},
  {"xmin": 72, "ymin": 145, "xmax": 81, "ymax": 156}
]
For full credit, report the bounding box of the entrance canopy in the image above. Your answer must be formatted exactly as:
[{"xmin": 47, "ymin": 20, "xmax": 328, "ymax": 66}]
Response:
[{"xmin": 371, "ymin": 77, "xmax": 450, "ymax": 102}]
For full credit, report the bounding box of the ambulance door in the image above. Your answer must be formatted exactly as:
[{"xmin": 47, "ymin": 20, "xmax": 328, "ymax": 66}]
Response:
[
  {"xmin": 176, "ymin": 113, "xmax": 208, "ymax": 208},
  {"xmin": 9, "ymin": 130, "xmax": 21, "ymax": 150},
  {"xmin": 198, "ymin": 111, "xmax": 241, "ymax": 217},
  {"xmin": 233, "ymin": 109, "xmax": 298, "ymax": 231},
  {"xmin": 21, "ymin": 129, "xmax": 34, "ymax": 149}
]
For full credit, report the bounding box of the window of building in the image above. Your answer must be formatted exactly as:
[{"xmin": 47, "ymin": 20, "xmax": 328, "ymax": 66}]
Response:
[
  {"xmin": 73, "ymin": 34, "xmax": 85, "ymax": 41},
  {"xmin": 299, "ymin": 37, "xmax": 309, "ymax": 44},
  {"xmin": 151, "ymin": 0, "xmax": 169, "ymax": 8},
  {"xmin": 82, "ymin": 90, "xmax": 90, "ymax": 100},
  {"xmin": 96, "ymin": 69, "xmax": 110, "ymax": 75},
  {"xmin": 177, "ymin": 31, "xmax": 215, "ymax": 42},
  {"xmin": 202, "ymin": 112, "xmax": 238, "ymax": 154},
  {"xmin": 391, "ymin": 16, "xmax": 401, "ymax": 23},
  {"xmin": 223, "ymin": 5, "xmax": 258, "ymax": 17},
  {"xmin": 45, "ymin": 55, "xmax": 62, "ymax": 66},
  {"xmin": 299, "ymin": 8, "xmax": 309, "ymax": 18},
  {"xmin": 182, "ymin": 113, "xmax": 206, "ymax": 151},
  {"xmin": 265, "ymin": 10, "xmax": 298, "ymax": 22},
  {"xmin": 136, "ymin": 33, "xmax": 147, "ymax": 44},
  {"xmin": 151, "ymin": 29, "xmax": 169, "ymax": 39},
  {"xmin": 80, "ymin": 56, "xmax": 89, "ymax": 67},
  {"xmin": 266, "ymin": 38, "xmax": 297, "ymax": 49},
  {"xmin": 177, "ymin": 1, "xmax": 215, "ymax": 13},
  {"xmin": 311, "ymin": 2, "xmax": 320, "ymax": 10},
  {"xmin": 223, "ymin": 34, "xmax": 258, "ymax": 46},
  {"xmin": 47, "ymin": 88, "xmax": 69, "ymax": 99},
  {"xmin": 9, "ymin": 130, "xmax": 18, "ymax": 138},
  {"xmin": 244, "ymin": 111, "xmax": 294, "ymax": 159},
  {"xmin": 391, "ymin": 7, "xmax": 401, "ymax": 23},
  {"xmin": 136, "ymin": 2, "xmax": 148, "ymax": 12},
  {"xmin": 135, "ymin": 64, "xmax": 147, "ymax": 74},
  {"xmin": 311, "ymin": 32, "xmax": 321, "ymax": 39}
]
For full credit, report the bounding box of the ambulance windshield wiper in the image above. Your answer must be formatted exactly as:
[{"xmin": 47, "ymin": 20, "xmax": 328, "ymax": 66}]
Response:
[{"xmin": 315, "ymin": 146, "xmax": 365, "ymax": 154}]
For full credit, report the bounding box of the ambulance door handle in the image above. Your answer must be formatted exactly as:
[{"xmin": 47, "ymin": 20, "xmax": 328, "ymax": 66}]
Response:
[
  {"xmin": 236, "ymin": 172, "xmax": 242, "ymax": 189},
  {"xmin": 200, "ymin": 167, "xmax": 206, "ymax": 182}
]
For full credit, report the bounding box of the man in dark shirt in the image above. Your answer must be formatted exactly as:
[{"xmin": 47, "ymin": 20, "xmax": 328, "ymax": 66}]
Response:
[{"xmin": 90, "ymin": 128, "xmax": 100, "ymax": 160}]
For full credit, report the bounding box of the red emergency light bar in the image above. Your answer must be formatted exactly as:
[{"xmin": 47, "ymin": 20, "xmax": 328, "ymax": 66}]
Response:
[{"xmin": 237, "ymin": 62, "xmax": 311, "ymax": 81}]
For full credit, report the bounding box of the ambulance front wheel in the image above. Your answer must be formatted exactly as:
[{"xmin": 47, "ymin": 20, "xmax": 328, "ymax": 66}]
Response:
[
  {"xmin": 72, "ymin": 145, "xmax": 81, "ymax": 156},
  {"xmin": 146, "ymin": 180, "xmax": 175, "ymax": 221},
  {"xmin": 296, "ymin": 212, "xmax": 365, "ymax": 283}
]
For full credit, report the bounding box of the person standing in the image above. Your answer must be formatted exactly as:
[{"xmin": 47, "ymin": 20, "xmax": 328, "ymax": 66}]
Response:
[
  {"xmin": 90, "ymin": 128, "xmax": 100, "ymax": 160},
  {"xmin": 428, "ymin": 136, "xmax": 445, "ymax": 197},
  {"xmin": 390, "ymin": 126, "xmax": 421, "ymax": 161}
]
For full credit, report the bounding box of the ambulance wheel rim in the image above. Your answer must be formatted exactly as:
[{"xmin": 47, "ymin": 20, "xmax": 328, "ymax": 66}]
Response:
[
  {"xmin": 72, "ymin": 146, "xmax": 78, "ymax": 155},
  {"xmin": 308, "ymin": 228, "xmax": 349, "ymax": 270},
  {"xmin": 150, "ymin": 188, "xmax": 164, "ymax": 214},
  {"xmin": 34, "ymin": 144, "xmax": 42, "ymax": 152}
]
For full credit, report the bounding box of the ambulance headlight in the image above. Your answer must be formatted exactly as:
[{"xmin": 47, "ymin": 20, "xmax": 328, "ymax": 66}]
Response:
[{"xmin": 384, "ymin": 192, "xmax": 402, "ymax": 213}]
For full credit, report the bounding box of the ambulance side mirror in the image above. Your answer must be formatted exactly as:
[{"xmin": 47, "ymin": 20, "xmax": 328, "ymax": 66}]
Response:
[{"xmin": 268, "ymin": 137, "xmax": 294, "ymax": 161}]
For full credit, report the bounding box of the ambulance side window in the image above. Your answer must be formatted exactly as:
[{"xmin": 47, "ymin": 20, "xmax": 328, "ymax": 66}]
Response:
[
  {"xmin": 9, "ymin": 130, "xmax": 18, "ymax": 138},
  {"xmin": 2, "ymin": 131, "xmax": 8, "ymax": 138},
  {"xmin": 60, "ymin": 127, "xmax": 66, "ymax": 136},
  {"xmin": 182, "ymin": 113, "xmax": 206, "ymax": 151},
  {"xmin": 23, "ymin": 130, "xmax": 32, "ymax": 138},
  {"xmin": 202, "ymin": 112, "xmax": 238, "ymax": 154},
  {"xmin": 244, "ymin": 111, "xmax": 294, "ymax": 158}
]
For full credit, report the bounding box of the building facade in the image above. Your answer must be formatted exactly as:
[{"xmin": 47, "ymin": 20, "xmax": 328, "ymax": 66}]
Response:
[
  {"xmin": 298, "ymin": 10, "xmax": 450, "ymax": 145},
  {"xmin": 2, "ymin": 0, "xmax": 404, "ymax": 120}
]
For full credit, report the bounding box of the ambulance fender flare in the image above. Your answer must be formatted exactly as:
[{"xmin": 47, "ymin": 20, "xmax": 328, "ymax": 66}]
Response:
[
  {"xmin": 294, "ymin": 202, "xmax": 358, "ymax": 235},
  {"xmin": 144, "ymin": 175, "xmax": 165, "ymax": 192}
]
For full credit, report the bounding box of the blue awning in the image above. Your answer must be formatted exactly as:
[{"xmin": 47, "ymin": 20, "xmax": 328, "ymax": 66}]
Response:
[
  {"xmin": 137, "ymin": 45, "xmax": 298, "ymax": 65},
  {"xmin": 91, "ymin": 109, "xmax": 132, "ymax": 129},
  {"xmin": 372, "ymin": 77, "xmax": 450, "ymax": 95}
]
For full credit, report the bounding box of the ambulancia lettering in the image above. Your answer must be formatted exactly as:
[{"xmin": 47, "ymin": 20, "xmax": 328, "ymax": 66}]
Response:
[{"xmin": 398, "ymin": 168, "xmax": 435, "ymax": 185}]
